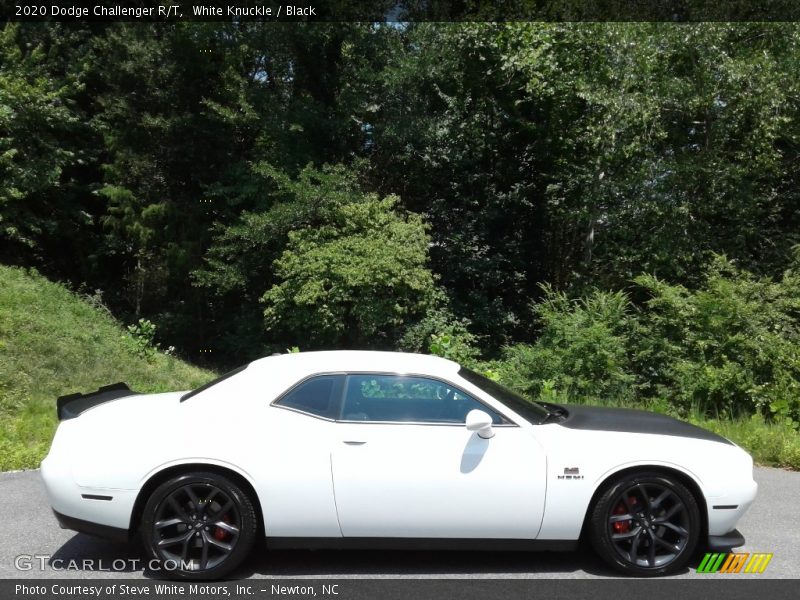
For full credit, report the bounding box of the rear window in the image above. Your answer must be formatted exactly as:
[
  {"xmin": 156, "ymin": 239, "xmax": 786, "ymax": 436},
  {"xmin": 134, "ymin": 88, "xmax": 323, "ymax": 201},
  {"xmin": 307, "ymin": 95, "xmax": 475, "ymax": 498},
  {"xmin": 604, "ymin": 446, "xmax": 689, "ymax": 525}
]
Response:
[{"xmin": 180, "ymin": 364, "xmax": 248, "ymax": 402}]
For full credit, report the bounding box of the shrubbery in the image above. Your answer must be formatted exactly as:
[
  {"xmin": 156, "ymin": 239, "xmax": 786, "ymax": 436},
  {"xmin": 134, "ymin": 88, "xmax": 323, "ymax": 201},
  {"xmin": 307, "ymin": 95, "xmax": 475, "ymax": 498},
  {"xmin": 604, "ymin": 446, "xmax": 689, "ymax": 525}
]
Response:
[
  {"xmin": 484, "ymin": 256, "xmax": 800, "ymax": 427},
  {"xmin": 495, "ymin": 287, "xmax": 636, "ymax": 406},
  {"xmin": 633, "ymin": 257, "xmax": 800, "ymax": 426},
  {"xmin": 400, "ymin": 306, "xmax": 481, "ymax": 367}
]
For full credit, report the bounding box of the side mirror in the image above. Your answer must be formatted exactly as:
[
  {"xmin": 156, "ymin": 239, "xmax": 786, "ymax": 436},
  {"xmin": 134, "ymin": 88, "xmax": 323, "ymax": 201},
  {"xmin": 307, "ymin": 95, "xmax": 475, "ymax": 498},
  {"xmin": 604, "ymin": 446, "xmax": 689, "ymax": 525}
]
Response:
[{"xmin": 465, "ymin": 409, "xmax": 495, "ymax": 439}]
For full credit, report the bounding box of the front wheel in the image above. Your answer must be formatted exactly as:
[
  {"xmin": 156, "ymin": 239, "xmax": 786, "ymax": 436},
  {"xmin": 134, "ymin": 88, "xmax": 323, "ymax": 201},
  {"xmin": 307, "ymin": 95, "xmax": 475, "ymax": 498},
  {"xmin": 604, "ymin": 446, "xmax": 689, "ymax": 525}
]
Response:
[
  {"xmin": 588, "ymin": 471, "xmax": 700, "ymax": 576},
  {"xmin": 140, "ymin": 472, "xmax": 258, "ymax": 580}
]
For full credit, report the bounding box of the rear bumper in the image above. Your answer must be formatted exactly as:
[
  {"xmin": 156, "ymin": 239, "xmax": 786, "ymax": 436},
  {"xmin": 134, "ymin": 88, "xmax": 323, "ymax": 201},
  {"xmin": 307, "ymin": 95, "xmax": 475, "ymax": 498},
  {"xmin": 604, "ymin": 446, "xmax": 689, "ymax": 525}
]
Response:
[
  {"xmin": 53, "ymin": 510, "xmax": 130, "ymax": 543},
  {"xmin": 708, "ymin": 528, "xmax": 745, "ymax": 551},
  {"xmin": 41, "ymin": 449, "xmax": 137, "ymax": 532}
]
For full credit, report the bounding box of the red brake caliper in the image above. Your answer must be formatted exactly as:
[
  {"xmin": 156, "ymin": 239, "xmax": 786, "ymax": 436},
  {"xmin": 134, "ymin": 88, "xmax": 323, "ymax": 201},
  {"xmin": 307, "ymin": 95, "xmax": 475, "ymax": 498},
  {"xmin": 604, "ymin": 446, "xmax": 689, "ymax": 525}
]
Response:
[
  {"xmin": 612, "ymin": 496, "xmax": 637, "ymax": 534},
  {"xmin": 213, "ymin": 514, "xmax": 231, "ymax": 542}
]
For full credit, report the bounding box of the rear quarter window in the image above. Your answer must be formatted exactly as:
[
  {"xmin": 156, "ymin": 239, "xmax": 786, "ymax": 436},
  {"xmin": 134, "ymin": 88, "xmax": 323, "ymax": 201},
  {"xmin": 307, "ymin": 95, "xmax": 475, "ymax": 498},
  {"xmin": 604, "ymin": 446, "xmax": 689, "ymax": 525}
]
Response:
[{"xmin": 274, "ymin": 375, "xmax": 344, "ymax": 419}]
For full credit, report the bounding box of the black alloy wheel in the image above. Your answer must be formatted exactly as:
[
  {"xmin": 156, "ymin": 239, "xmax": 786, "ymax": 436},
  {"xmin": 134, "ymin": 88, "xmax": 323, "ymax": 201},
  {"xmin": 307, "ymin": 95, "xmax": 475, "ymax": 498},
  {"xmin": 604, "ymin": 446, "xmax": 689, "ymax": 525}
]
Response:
[
  {"xmin": 141, "ymin": 472, "xmax": 257, "ymax": 580},
  {"xmin": 589, "ymin": 472, "xmax": 700, "ymax": 576}
]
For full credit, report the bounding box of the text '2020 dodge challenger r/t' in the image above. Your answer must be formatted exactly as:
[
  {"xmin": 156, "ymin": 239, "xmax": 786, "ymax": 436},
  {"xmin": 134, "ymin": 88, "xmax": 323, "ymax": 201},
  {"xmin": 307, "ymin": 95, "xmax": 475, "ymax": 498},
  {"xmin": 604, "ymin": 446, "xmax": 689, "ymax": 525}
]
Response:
[{"xmin": 42, "ymin": 351, "xmax": 757, "ymax": 579}]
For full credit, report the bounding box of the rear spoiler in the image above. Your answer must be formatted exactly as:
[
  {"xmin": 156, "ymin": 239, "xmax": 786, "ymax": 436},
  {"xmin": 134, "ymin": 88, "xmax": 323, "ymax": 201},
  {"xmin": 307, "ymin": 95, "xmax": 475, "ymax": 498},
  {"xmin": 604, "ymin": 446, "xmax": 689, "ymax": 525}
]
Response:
[{"xmin": 57, "ymin": 382, "xmax": 139, "ymax": 421}]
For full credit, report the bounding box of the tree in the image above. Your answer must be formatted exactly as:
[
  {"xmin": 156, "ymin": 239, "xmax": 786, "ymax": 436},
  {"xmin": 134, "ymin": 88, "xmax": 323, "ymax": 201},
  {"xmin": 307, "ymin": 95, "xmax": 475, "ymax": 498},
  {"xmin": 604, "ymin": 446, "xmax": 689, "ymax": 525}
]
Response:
[
  {"xmin": 366, "ymin": 23, "xmax": 556, "ymax": 349},
  {"xmin": 0, "ymin": 24, "xmax": 79, "ymax": 259},
  {"xmin": 506, "ymin": 23, "xmax": 800, "ymax": 290},
  {"xmin": 258, "ymin": 169, "xmax": 437, "ymax": 348}
]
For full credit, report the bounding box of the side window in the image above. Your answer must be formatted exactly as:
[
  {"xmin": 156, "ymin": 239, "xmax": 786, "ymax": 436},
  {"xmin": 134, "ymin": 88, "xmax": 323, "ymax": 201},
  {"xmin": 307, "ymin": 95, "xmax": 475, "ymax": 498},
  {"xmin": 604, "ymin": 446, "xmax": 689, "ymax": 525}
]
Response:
[
  {"xmin": 275, "ymin": 375, "xmax": 343, "ymax": 419},
  {"xmin": 341, "ymin": 374, "xmax": 507, "ymax": 424}
]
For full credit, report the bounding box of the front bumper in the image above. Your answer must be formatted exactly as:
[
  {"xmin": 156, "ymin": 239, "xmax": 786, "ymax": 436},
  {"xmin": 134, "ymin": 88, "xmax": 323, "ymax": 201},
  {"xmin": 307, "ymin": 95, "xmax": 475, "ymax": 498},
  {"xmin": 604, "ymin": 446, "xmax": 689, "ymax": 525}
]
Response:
[
  {"xmin": 708, "ymin": 528, "xmax": 745, "ymax": 551},
  {"xmin": 706, "ymin": 476, "xmax": 758, "ymax": 536}
]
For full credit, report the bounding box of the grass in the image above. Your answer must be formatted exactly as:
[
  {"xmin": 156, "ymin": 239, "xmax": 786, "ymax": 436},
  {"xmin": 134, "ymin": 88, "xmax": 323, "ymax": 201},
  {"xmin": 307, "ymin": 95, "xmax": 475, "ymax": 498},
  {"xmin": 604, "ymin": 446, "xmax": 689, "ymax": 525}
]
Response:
[
  {"xmin": 688, "ymin": 415, "xmax": 800, "ymax": 470},
  {"xmin": 559, "ymin": 396, "xmax": 800, "ymax": 470},
  {"xmin": 564, "ymin": 396, "xmax": 800, "ymax": 470},
  {"xmin": 0, "ymin": 265, "xmax": 215, "ymax": 471}
]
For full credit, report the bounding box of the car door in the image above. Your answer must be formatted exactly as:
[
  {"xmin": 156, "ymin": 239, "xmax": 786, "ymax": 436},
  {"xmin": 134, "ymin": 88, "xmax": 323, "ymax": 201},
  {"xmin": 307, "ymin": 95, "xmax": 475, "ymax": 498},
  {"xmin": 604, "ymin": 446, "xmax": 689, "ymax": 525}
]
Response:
[
  {"xmin": 330, "ymin": 373, "xmax": 546, "ymax": 539},
  {"xmin": 256, "ymin": 374, "xmax": 344, "ymax": 538}
]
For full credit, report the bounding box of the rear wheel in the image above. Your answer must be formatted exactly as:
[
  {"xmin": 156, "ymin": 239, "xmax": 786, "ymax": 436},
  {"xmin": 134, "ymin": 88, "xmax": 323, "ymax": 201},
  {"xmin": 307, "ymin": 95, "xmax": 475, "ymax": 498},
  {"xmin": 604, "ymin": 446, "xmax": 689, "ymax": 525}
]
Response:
[
  {"xmin": 140, "ymin": 472, "xmax": 257, "ymax": 580},
  {"xmin": 589, "ymin": 471, "xmax": 700, "ymax": 576}
]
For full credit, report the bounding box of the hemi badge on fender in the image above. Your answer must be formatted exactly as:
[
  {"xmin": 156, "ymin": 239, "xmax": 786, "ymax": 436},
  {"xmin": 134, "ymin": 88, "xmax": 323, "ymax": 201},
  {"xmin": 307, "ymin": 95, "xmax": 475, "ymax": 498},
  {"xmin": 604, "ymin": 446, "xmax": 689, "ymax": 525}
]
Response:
[{"xmin": 558, "ymin": 467, "xmax": 584, "ymax": 480}]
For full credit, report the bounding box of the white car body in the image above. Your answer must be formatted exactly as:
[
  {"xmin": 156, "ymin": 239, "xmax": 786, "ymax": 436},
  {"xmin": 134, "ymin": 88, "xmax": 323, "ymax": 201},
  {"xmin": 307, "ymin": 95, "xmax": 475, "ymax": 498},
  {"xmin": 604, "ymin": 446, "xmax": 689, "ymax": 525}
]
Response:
[{"xmin": 41, "ymin": 351, "xmax": 757, "ymax": 576}]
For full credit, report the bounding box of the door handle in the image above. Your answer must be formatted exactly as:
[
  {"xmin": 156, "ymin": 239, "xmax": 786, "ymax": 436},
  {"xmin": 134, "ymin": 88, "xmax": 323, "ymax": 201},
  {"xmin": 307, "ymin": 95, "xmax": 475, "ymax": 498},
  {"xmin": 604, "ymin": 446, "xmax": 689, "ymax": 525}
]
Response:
[{"xmin": 343, "ymin": 440, "xmax": 367, "ymax": 445}]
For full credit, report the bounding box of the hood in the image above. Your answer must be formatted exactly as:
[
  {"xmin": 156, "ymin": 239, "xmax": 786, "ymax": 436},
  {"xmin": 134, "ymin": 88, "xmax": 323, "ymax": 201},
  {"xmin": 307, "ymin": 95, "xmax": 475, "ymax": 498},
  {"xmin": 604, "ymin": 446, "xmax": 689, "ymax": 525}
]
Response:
[{"xmin": 554, "ymin": 404, "xmax": 732, "ymax": 445}]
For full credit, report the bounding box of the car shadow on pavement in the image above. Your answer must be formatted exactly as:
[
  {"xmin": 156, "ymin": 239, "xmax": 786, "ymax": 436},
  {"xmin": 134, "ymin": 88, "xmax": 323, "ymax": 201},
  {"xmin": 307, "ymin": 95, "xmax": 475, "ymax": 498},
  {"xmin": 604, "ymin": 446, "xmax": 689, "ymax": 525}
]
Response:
[
  {"xmin": 233, "ymin": 542, "xmax": 626, "ymax": 579},
  {"xmin": 48, "ymin": 534, "xmax": 697, "ymax": 579},
  {"xmin": 49, "ymin": 534, "xmax": 145, "ymax": 574}
]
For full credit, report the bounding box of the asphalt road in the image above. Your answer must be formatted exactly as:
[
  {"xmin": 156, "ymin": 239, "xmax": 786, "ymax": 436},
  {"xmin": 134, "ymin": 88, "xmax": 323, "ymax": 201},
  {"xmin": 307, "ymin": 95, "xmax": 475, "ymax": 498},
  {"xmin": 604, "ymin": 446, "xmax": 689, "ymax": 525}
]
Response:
[{"xmin": 0, "ymin": 467, "xmax": 797, "ymax": 580}]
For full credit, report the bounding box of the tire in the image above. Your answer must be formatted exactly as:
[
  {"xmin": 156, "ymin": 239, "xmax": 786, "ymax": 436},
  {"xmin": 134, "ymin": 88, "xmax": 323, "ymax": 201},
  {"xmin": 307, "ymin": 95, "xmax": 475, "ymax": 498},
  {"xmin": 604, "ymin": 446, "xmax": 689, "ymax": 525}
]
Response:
[
  {"xmin": 588, "ymin": 471, "xmax": 700, "ymax": 576},
  {"xmin": 140, "ymin": 471, "xmax": 258, "ymax": 580}
]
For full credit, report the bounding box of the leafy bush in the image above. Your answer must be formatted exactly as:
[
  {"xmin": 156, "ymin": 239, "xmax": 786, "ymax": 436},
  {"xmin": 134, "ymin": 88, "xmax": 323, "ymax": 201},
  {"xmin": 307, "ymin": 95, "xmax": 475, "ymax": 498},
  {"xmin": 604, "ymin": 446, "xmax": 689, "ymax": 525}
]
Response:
[
  {"xmin": 399, "ymin": 306, "xmax": 481, "ymax": 367},
  {"xmin": 633, "ymin": 257, "xmax": 800, "ymax": 426},
  {"xmin": 124, "ymin": 318, "xmax": 159, "ymax": 359},
  {"xmin": 496, "ymin": 287, "xmax": 636, "ymax": 405},
  {"xmin": 493, "ymin": 256, "xmax": 800, "ymax": 426},
  {"xmin": 262, "ymin": 181, "xmax": 437, "ymax": 348}
]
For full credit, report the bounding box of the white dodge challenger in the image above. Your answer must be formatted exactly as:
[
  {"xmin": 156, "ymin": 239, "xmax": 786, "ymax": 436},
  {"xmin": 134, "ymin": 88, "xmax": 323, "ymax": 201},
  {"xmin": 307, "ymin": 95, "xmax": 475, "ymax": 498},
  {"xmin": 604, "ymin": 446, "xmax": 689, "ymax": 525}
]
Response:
[{"xmin": 42, "ymin": 351, "xmax": 757, "ymax": 579}]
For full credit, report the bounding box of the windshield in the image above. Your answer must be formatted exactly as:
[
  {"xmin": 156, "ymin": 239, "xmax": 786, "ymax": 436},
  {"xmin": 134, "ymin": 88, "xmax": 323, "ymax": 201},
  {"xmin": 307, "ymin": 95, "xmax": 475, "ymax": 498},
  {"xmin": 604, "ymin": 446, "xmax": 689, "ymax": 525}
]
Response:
[{"xmin": 458, "ymin": 367, "xmax": 550, "ymax": 424}]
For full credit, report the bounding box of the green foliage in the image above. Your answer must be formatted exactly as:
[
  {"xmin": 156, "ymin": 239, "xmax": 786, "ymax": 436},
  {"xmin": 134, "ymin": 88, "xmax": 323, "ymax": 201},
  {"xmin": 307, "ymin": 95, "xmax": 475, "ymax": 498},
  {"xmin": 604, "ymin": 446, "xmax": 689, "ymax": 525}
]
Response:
[
  {"xmin": 195, "ymin": 163, "xmax": 368, "ymax": 295},
  {"xmin": 368, "ymin": 22, "xmax": 800, "ymax": 346},
  {"xmin": 429, "ymin": 333, "xmax": 476, "ymax": 366},
  {"xmin": 261, "ymin": 170, "xmax": 437, "ymax": 347},
  {"xmin": 496, "ymin": 287, "xmax": 636, "ymax": 405},
  {"xmin": 368, "ymin": 23, "xmax": 550, "ymax": 347},
  {"xmin": 1, "ymin": 23, "xmax": 799, "ymax": 470},
  {"xmin": 689, "ymin": 414, "xmax": 800, "ymax": 470},
  {"xmin": 399, "ymin": 306, "xmax": 481, "ymax": 367},
  {"xmin": 0, "ymin": 265, "xmax": 214, "ymax": 471},
  {"xmin": 633, "ymin": 257, "xmax": 800, "ymax": 425},
  {"xmin": 124, "ymin": 318, "xmax": 159, "ymax": 359},
  {"xmin": 504, "ymin": 23, "xmax": 800, "ymax": 292},
  {"xmin": 494, "ymin": 257, "xmax": 800, "ymax": 426},
  {"xmin": 4, "ymin": 22, "xmax": 800, "ymax": 363},
  {"xmin": 0, "ymin": 24, "xmax": 79, "ymax": 252}
]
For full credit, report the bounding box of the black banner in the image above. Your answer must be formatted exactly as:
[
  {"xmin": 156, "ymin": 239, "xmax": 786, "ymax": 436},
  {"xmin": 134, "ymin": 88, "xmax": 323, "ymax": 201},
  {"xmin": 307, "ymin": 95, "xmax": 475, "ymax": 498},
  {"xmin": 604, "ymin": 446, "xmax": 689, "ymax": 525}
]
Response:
[
  {"xmin": 3, "ymin": 579, "xmax": 799, "ymax": 600},
  {"xmin": 4, "ymin": 0, "xmax": 800, "ymax": 23}
]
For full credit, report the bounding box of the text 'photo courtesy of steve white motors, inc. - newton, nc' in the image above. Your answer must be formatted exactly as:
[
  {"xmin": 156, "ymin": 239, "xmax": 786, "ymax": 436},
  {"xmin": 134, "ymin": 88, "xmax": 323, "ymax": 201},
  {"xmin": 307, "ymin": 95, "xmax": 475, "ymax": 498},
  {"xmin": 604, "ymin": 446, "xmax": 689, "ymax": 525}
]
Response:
[
  {"xmin": 14, "ymin": 4, "xmax": 319, "ymax": 18},
  {"xmin": 14, "ymin": 583, "xmax": 339, "ymax": 597}
]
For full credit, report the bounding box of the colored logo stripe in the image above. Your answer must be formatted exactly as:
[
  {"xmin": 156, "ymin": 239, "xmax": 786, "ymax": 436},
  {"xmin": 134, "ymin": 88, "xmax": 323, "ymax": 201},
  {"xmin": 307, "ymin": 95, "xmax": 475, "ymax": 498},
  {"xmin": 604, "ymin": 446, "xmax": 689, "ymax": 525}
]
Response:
[
  {"xmin": 697, "ymin": 553, "xmax": 726, "ymax": 573},
  {"xmin": 697, "ymin": 553, "xmax": 773, "ymax": 574},
  {"xmin": 744, "ymin": 553, "xmax": 773, "ymax": 573},
  {"xmin": 720, "ymin": 553, "xmax": 748, "ymax": 573}
]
